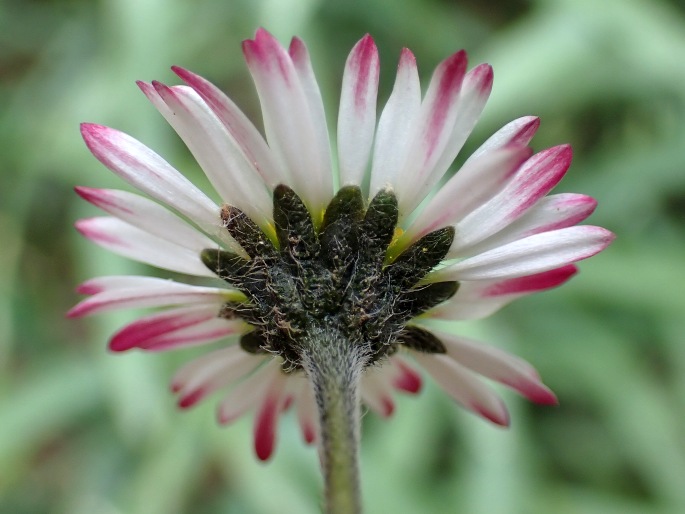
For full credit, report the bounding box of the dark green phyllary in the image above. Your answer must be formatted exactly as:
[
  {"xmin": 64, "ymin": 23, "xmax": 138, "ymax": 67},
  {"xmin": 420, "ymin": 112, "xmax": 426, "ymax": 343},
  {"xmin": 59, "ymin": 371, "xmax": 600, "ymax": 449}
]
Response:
[{"xmin": 202, "ymin": 185, "xmax": 457, "ymax": 370}]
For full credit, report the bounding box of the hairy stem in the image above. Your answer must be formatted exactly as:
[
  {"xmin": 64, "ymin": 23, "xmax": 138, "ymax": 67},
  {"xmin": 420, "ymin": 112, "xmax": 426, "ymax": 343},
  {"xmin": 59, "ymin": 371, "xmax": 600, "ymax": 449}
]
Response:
[{"xmin": 300, "ymin": 329, "xmax": 368, "ymax": 514}]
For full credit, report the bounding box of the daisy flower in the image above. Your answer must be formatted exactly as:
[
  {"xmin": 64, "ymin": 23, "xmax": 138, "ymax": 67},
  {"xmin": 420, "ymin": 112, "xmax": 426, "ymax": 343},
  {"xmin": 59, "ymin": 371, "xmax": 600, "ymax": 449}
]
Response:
[{"xmin": 71, "ymin": 28, "xmax": 613, "ymax": 512}]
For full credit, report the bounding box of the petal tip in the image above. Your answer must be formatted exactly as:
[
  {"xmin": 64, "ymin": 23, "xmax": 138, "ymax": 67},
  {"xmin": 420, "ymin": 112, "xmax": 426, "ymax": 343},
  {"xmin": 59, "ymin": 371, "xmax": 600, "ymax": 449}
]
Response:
[
  {"xmin": 80, "ymin": 122, "xmax": 106, "ymax": 143},
  {"xmin": 65, "ymin": 306, "xmax": 81, "ymax": 318},
  {"xmin": 472, "ymin": 401, "xmax": 510, "ymax": 427},
  {"xmin": 178, "ymin": 388, "xmax": 205, "ymax": 409},
  {"xmin": 74, "ymin": 186, "xmax": 99, "ymax": 204},
  {"xmin": 355, "ymin": 33, "xmax": 377, "ymax": 53},
  {"xmin": 399, "ymin": 47, "xmax": 416, "ymax": 66},
  {"xmin": 558, "ymin": 143, "xmax": 573, "ymax": 160},
  {"xmin": 107, "ymin": 337, "xmax": 130, "ymax": 352},
  {"xmin": 526, "ymin": 116, "xmax": 541, "ymax": 128},
  {"xmin": 302, "ymin": 423, "xmax": 317, "ymax": 445},
  {"xmin": 382, "ymin": 397, "xmax": 395, "ymax": 417},
  {"xmin": 470, "ymin": 63, "xmax": 494, "ymax": 94}
]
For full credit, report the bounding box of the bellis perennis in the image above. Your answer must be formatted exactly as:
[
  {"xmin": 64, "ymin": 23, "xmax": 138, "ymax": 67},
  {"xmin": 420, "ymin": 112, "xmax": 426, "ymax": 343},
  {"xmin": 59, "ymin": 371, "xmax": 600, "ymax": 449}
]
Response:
[{"xmin": 71, "ymin": 29, "xmax": 613, "ymax": 462}]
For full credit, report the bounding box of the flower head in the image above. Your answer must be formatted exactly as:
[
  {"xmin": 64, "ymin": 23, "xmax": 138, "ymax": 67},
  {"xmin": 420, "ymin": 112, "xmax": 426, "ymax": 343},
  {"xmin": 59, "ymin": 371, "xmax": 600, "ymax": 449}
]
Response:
[{"xmin": 71, "ymin": 29, "xmax": 614, "ymax": 461}]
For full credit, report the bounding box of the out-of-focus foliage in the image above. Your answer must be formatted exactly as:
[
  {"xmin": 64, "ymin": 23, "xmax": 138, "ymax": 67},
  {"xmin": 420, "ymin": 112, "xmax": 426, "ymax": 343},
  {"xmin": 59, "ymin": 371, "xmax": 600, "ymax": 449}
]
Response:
[{"xmin": 1, "ymin": 0, "xmax": 684, "ymax": 512}]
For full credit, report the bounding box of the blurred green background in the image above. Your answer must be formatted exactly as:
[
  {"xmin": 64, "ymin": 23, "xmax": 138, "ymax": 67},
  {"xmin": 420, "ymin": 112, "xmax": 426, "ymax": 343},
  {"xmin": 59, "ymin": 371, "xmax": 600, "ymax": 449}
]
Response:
[{"xmin": 2, "ymin": 0, "xmax": 685, "ymax": 512}]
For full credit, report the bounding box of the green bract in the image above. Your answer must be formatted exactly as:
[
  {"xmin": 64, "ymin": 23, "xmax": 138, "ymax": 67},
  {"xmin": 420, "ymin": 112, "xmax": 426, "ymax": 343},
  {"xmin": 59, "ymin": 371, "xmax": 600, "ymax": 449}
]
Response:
[{"xmin": 202, "ymin": 185, "xmax": 458, "ymax": 370}]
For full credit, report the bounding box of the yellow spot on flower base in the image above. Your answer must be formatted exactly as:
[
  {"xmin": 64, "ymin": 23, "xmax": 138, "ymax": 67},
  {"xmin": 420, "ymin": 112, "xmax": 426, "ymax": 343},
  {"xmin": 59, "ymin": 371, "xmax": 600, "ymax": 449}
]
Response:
[
  {"xmin": 385, "ymin": 227, "xmax": 407, "ymax": 264},
  {"xmin": 261, "ymin": 221, "xmax": 279, "ymax": 247}
]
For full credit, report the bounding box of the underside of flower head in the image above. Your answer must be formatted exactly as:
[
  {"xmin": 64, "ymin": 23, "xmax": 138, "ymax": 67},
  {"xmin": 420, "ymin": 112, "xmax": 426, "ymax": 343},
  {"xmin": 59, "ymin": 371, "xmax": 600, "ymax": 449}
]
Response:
[
  {"xmin": 71, "ymin": 28, "xmax": 615, "ymax": 461},
  {"xmin": 203, "ymin": 184, "xmax": 457, "ymax": 370}
]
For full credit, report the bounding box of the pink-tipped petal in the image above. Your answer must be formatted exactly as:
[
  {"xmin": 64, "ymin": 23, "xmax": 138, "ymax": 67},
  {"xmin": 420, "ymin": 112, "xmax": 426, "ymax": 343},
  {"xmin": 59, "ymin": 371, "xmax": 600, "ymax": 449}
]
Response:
[
  {"xmin": 143, "ymin": 320, "xmax": 245, "ymax": 352},
  {"xmin": 171, "ymin": 66, "xmax": 285, "ymax": 188},
  {"xmin": 172, "ymin": 346, "xmax": 265, "ymax": 409},
  {"xmin": 465, "ymin": 116, "xmax": 540, "ymax": 164},
  {"xmin": 462, "ymin": 193, "xmax": 598, "ymax": 257},
  {"xmin": 472, "ymin": 402, "xmax": 511, "ymax": 426},
  {"xmin": 429, "ymin": 329, "xmax": 558, "ymax": 405},
  {"xmin": 172, "ymin": 345, "xmax": 254, "ymax": 390},
  {"xmin": 370, "ymin": 48, "xmax": 422, "ymax": 196},
  {"xmin": 426, "ymin": 265, "xmax": 578, "ymax": 320},
  {"xmin": 243, "ymin": 29, "xmax": 332, "ymax": 214},
  {"xmin": 512, "ymin": 380, "xmax": 558, "ymax": 406},
  {"xmin": 178, "ymin": 388, "xmax": 208, "ymax": 409},
  {"xmin": 518, "ymin": 193, "xmax": 597, "ymax": 233},
  {"xmin": 139, "ymin": 81, "xmax": 272, "ymax": 228},
  {"xmin": 481, "ymin": 265, "xmax": 578, "ymax": 296},
  {"xmin": 419, "ymin": 63, "xmax": 494, "ymax": 205},
  {"xmin": 75, "ymin": 186, "xmax": 133, "ymax": 214},
  {"xmin": 76, "ymin": 283, "xmax": 103, "ymax": 295},
  {"xmin": 414, "ymin": 352, "xmax": 510, "ymax": 426},
  {"xmin": 451, "ymin": 145, "xmax": 574, "ymax": 253},
  {"xmin": 417, "ymin": 51, "xmax": 468, "ymax": 165},
  {"xmin": 75, "ymin": 275, "xmax": 195, "ymax": 295},
  {"xmin": 338, "ymin": 34, "xmax": 380, "ymax": 187},
  {"xmin": 75, "ymin": 217, "xmax": 215, "ymax": 277},
  {"xmin": 381, "ymin": 397, "xmax": 395, "ymax": 417},
  {"xmin": 79, "ymin": 123, "xmax": 236, "ymax": 249},
  {"xmin": 425, "ymin": 295, "xmax": 514, "ymax": 322},
  {"xmin": 75, "ymin": 275, "xmax": 170, "ymax": 296},
  {"xmin": 75, "ymin": 187, "xmax": 216, "ymax": 250},
  {"xmin": 403, "ymin": 146, "xmax": 531, "ymax": 244},
  {"xmin": 395, "ymin": 51, "xmax": 468, "ymax": 214},
  {"xmin": 437, "ymin": 225, "xmax": 615, "ymax": 281},
  {"xmin": 288, "ymin": 37, "xmax": 334, "ymax": 206},
  {"xmin": 361, "ymin": 367, "xmax": 397, "ymax": 418},
  {"xmin": 390, "ymin": 356, "xmax": 423, "ymax": 394},
  {"xmin": 108, "ymin": 305, "xmax": 246, "ymax": 352},
  {"xmin": 68, "ymin": 280, "xmax": 231, "ymax": 318},
  {"xmin": 302, "ymin": 422, "xmax": 317, "ymax": 445},
  {"xmin": 217, "ymin": 360, "xmax": 278, "ymax": 425},
  {"xmin": 295, "ymin": 379, "xmax": 319, "ymax": 445},
  {"xmin": 254, "ymin": 395, "xmax": 279, "ymax": 461},
  {"xmin": 254, "ymin": 369, "xmax": 302, "ymax": 460}
]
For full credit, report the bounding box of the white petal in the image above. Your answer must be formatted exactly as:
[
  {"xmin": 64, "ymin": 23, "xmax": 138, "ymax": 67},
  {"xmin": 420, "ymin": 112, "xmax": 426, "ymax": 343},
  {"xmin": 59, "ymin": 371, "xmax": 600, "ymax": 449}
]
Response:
[
  {"xmin": 69, "ymin": 279, "xmax": 238, "ymax": 318},
  {"xmin": 419, "ymin": 63, "xmax": 494, "ymax": 205},
  {"xmin": 172, "ymin": 66, "xmax": 286, "ymax": 188},
  {"xmin": 253, "ymin": 370, "xmax": 290, "ymax": 460},
  {"xmin": 425, "ymin": 294, "xmax": 513, "ymax": 322},
  {"xmin": 76, "ymin": 217, "xmax": 216, "ymax": 277},
  {"xmin": 295, "ymin": 378, "xmax": 318, "ymax": 444},
  {"xmin": 386, "ymin": 355, "xmax": 423, "ymax": 394},
  {"xmin": 462, "ymin": 193, "xmax": 597, "ymax": 257},
  {"xmin": 402, "ymin": 146, "xmax": 531, "ymax": 244},
  {"xmin": 465, "ymin": 116, "xmax": 540, "ymax": 164},
  {"xmin": 413, "ymin": 352, "xmax": 510, "ymax": 426},
  {"xmin": 79, "ymin": 123, "xmax": 235, "ymax": 248},
  {"xmin": 361, "ymin": 365, "xmax": 396, "ymax": 417},
  {"xmin": 426, "ymin": 265, "xmax": 577, "ymax": 321},
  {"xmin": 395, "ymin": 50, "xmax": 468, "ymax": 215},
  {"xmin": 369, "ymin": 48, "xmax": 421, "ymax": 197},
  {"xmin": 337, "ymin": 34, "xmax": 380, "ymax": 188},
  {"xmin": 75, "ymin": 275, "xmax": 168, "ymax": 294},
  {"xmin": 172, "ymin": 345, "xmax": 257, "ymax": 390},
  {"xmin": 108, "ymin": 304, "xmax": 247, "ymax": 352},
  {"xmin": 243, "ymin": 29, "xmax": 332, "ymax": 215},
  {"xmin": 217, "ymin": 359, "xmax": 280, "ymax": 424},
  {"xmin": 289, "ymin": 37, "xmax": 334, "ymax": 206},
  {"xmin": 75, "ymin": 187, "xmax": 216, "ymax": 250},
  {"xmin": 435, "ymin": 226, "xmax": 615, "ymax": 281},
  {"xmin": 172, "ymin": 346, "xmax": 266, "ymax": 408},
  {"xmin": 429, "ymin": 329, "xmax": 557, "ymax": 405},
  {"xmin": 450, "ymin": 145, "xmax": 574, "ymax": 253},
  {"xmin": 138, "ymin": 81, "xmax": 272, "ymax": 228}
]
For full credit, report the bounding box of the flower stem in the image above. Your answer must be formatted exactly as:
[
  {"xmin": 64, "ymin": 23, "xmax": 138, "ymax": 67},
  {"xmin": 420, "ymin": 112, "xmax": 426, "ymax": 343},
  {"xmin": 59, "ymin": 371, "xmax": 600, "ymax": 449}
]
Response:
[{"xmin": 300, "ymin": 329, "xmax": 368, "ymax": 514}]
